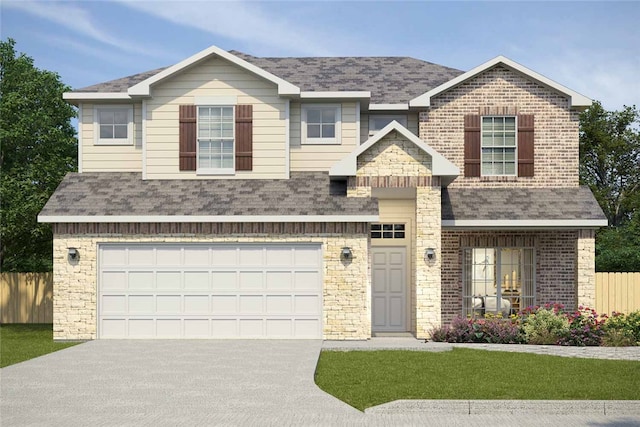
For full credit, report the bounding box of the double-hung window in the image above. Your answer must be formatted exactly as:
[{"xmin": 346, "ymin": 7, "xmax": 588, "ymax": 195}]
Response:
[
  {"xmin": 302, "ymin": 104, "xmax": 341, "ymax": 144},
  {"xmin": 198, "ymin": 106, "xmax": 234, "ymax": 174},
  {"xmin": 95, "ymin": 106, "xmax": 133, "ymax": 145},
  {"xmin": 481, "ymin": 116, "xmax": 516, "ymax": 176},
  {"xmin": 463, "ymin": 247, "xmax": 535, "ymax": 317}
]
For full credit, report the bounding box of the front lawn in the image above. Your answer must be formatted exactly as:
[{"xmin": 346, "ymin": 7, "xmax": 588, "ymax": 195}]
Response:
[
  {"xmin": 0, "ymin": 324, "xmax": 79, "ymax": 368},
  {"xmin": 315, "ymin": 348, "xmax": 640, "ymax": 410}
]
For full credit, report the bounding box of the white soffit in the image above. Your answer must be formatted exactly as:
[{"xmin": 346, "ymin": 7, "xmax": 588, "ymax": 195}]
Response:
[
  {"xmin": 442, "ymin": 219, "xmax": 608, "ymax": 228},
  {"xmin": 127, "ymin": 45, "xmax": 300, "ymax": 97},
  {"xmin": 409, "ymin": 55, "xmax": 592, "ymax": 109},
  {"xmin": 329, "ymin": 120, "xmax": 459, "ymax": 178}
]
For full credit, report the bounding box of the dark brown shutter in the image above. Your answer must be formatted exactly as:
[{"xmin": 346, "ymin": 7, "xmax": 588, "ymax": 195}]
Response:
[
  {"xmin": 235, "ymin": 105, "xmax": 253, "ymax": 171},
  {"xmin": 464, "ymin": 114, "xmax": 481, "ymax": 177},
  {"xmin": 179, "ymin": 105, "xmax": 197, "ymax": 171},
  {"xmin": 517, "ymin": 114, "xmax": 534, "ymax": 177}
]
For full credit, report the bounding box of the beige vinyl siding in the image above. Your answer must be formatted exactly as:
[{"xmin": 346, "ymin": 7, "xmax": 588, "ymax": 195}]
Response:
[
  {"xmin": 360, "ymin": 112, "xmax": 419, "ymax": 143},
  {"xmin": 145, "ymin": 56, "xmax": 286, "ymax": 179},
  {"xmin": 80, "ymin": 102, "xmax": 143, "ymax": 172},
  {"xmin": 290, "ymin": 101, "xmax": 358, "ymax": 171}
]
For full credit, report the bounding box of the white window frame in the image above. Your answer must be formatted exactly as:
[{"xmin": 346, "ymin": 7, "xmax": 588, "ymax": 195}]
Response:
[
  {"xmin": 481, "ymin": 115, "xmax": 517, "ymax": 177},
  {"xmin": 94, "ymin": 105, "xmax": 133, "ymax": 145},
  {"xmin": 462, "ymin": 247, "xmax": 535, "ymax": 318},
  {"xmin": 196, "ymin": 105, "xmax": 236, "ymax": 175},
  {"xmin": 301, "ymin": 104, "xmax": 341, "ymax": 145},
  {"xmin": 368, "ymin": 114, "xmax": 408, "ymax": 136}
]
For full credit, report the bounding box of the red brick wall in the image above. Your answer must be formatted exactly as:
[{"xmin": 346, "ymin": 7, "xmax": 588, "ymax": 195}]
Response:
[
  {"xmin": 420, "ymin": 66, "xmax": 580, "ymax": 188},
  {"xmin": 441, "ymin": 230, "xmax": 578, "ymax": 325}
]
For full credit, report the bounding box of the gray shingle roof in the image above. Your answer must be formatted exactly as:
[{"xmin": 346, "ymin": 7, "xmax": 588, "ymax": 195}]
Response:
[
  {"xmin": 73, "ymin": 50, "xmax": 464, "ymax": 104},
  {"xmin": 40, "ymin": 172, "xmax": 377, "ymax": 218},
  {"xmin": 441, "ymin": 187, "xmax": 606, "ymax": 221}
]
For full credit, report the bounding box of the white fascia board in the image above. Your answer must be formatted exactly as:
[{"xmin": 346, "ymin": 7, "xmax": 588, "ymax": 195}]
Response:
[
  {"xmin": 300, "ymin": 91, "xmax": 371, "ymax": 99},
  {"xmin": 127, "ymin": 45, "xmax": 300, "ymax": 97},
  {"xmin": 37, "ymin": 214, "xmax": 379, "ymax": 223},
  {"xmin": 329, "ymin": 120, "xmax": 460, "ymax": 178},
  {"xmin": 368, "ymin": 104, "xmax": 409, "ymax": 111},
  {"xmin": 442, "ymin": 219, "xmax": 608, "ymax": 228},
  {"xmin": 409, "ymin": 55, "xmax": 592, "ymax": 109},
  {"xmin": 63, "ymin": 92, "xmax": 132, "ymax": 101}
]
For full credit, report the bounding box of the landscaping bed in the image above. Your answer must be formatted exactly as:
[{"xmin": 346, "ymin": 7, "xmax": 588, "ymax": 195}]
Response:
[{"xmin": 0, "ymin": 324, "xmax": 79, "ymax": 368}]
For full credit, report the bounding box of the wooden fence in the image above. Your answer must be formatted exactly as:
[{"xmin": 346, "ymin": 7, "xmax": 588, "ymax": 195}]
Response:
[
  {"xmin": 595, "ymin": 272, "xmax": 640, "ymax": 315},
  {"xmin": 0, "ymin": 273, "xmax": 53, "ymax": 323}
]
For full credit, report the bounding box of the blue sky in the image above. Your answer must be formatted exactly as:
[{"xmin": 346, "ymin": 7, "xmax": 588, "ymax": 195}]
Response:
[{"xmin": 2, "ymin": 1, "xmax": 639, "ymax": 110}]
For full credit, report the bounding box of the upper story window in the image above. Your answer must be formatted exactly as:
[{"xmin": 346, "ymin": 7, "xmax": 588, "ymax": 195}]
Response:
[
  {"xmin": 95, "ymin": 105, "xmax": 133, "ymax": 145},
  {"xmin": 481, "ymin": 116, "xmax": 517, "ymax": 176},
  {"xmin": 198, "ymin": 106, "xmax": 235, "ymax": 174},
  {"xmin": 369, "ymin": 115, "xmax": 407, "ymax": 136},
  {"xmin": 302, "ymin": 104, "xmax": 341, "ymax": 144}
]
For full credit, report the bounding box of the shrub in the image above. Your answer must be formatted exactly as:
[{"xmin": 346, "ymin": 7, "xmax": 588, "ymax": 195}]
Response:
[
  {"xmin": 602, "ymin": 329, "xmax": 637, "ymax": 347},
  {"xmin": 603, "ymin": 310, "xmax": 640, "ymax": 345},
  {"xmin": 557, "ymin": 306, "xmax": 606, "ymax": 346},
  {"xmin": 521, "ymin": 306, "xmax": 569, "ymax": 345},
  {"xmin": 430, "ymin": 315, "xmax": 523, "ymax": 344}
]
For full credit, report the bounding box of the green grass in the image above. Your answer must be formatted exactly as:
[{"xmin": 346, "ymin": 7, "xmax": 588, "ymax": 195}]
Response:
[
  {"xmin": 0, "ymin": 324, "xmax": 79, "ymax": 368},
  {"xmin": 315, "ymin": 348, "xmax": 640, "ymax": 410}
]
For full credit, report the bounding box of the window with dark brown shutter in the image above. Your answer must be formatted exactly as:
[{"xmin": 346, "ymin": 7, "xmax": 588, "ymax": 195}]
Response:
[
  {"xmin": 179, "ymin": 105, "xmax": 197, "ymax": 171},
  {"xmin": 517, "ymin": 114, "xmax": 534, "ymax": 177},
  {"xmin": 464, "ymin": 114, "xmax": 481, "ymax": 177},
  {"xmin": 235, "ymin": 105, "xmax": 253, "ymax": 171}
]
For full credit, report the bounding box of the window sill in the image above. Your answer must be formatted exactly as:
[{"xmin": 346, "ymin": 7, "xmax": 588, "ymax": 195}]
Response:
[
  {"xmin": 301, "ymin": 139, "xmax": 341, "ymax": 145},
  {"xmin": 95, "ymin": 140, "xmax": 133, "ymax": 146},
  {"xmin": 196, "ymin": 169, "xmax": 236, "ymax": 176},
  {"xmin": 479, "ymin": 175, "xmax": 519, "ymax": 181}
]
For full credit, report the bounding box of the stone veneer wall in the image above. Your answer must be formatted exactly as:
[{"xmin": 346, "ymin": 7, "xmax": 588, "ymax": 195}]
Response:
[
  {"xmin": 52, "ymin": 223, "xmax": 369, "ymax": 341},
  {"xmin": 419, "ymin": 66, "xmax": 580, "ymax": 188},
  {"xmin": 440, "ymin": 230, "xmax": 594, "ymax": 325},
  {"xmin": 356, "ymin": 133, "xmax": 432, "ymax": 177}
]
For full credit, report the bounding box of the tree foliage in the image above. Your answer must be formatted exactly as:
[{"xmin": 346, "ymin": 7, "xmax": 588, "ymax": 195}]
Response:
[
  {"xmin": 579, "ymin": 101, "xmax": 640, "ymax": 271},
  {"xmin": 0, "ymin": 38, "xmax": 77, "ymax": 271}
]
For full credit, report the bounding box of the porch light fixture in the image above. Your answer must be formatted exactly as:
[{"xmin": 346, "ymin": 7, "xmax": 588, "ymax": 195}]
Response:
[
  {"xmin": 340, "ymin": 247, "xmax": 353, "ymax": 261},
  {"xmin": 425, "ymin": 248, "xmax": 436, "ymax": 262},
  {"xmin": 68, "ymin": 247, "xmax": 79, "ymax": 262}
]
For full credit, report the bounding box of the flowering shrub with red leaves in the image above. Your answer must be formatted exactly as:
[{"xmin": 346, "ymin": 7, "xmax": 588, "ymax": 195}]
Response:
[
  {"xmin": 430, "ymin": 315, "xmax": 523, "ymax": 344},
  {"xmin": 557, "ymin": 306, "xmax": 607, "ymax": 346}
]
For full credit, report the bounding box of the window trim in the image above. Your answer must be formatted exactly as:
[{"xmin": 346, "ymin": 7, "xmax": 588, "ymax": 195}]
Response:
[
  {"xmin": 301, "ymin": 103, "xmax": 341, "ymax": 145},
  {"xmin": 462, "ymin": 246, "xmax": 536, "ymax": 317},
  {"xmin": 480, "ymin": 115, "xmax": 517, "ymax": 177},
  {"xmin": 196, "ymin": 105, "xmax": 236, "ymax": 176},
  {"xmin": 94, "ymin": 105, "xmax": 133, "ymax": 146},
  {"xmin": 368, "ymin": 114, "xmax": 408, "ymax": 136}
]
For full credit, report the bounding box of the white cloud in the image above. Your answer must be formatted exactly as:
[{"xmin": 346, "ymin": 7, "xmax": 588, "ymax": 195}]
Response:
[
  {"xmin": 4, "ymin": 1, "xmax": 173, "ymax": 60},
  {"xmin": 115, "ymin": 0, "xmax": 362, "ymax": 56}
]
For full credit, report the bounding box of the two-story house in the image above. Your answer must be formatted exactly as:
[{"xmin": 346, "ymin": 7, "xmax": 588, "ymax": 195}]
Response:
[{"xmin": 39, "ymin": 45, "xmax": 607, "ymax": 340}]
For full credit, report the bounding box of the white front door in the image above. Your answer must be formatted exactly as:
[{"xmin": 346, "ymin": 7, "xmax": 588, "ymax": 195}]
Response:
[{"xmin": 372, "ymin": 247, "xmax": 407, "ymax": 332}]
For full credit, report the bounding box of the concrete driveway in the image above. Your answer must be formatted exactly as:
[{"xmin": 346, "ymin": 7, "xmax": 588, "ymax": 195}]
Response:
[{"xmin": 1, "ymin": 340, "xmax": 360, "ymax": 426}]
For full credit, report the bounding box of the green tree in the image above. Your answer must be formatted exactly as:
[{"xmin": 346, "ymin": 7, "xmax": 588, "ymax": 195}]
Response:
[
  {"xmin": 0, "ymin": 38, "xmax": 77, "ymax": 271},
  {"xmin": 579, "ymin": 101, "xmax": 640, "ymax": 271}
]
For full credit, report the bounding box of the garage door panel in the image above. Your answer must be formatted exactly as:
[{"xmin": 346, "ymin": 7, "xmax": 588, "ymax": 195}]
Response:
[
  {"xmin": 157, "ymin": 295, "xmax": 181, "ymax": 313},
  {"xmin": 102, "ymin": 295, "xmax": 126, "ymax": 314},
  {"xmin": 128, "ymin": 248, "xmax": 155, "ymax": 266},
  {"xmin": 102, "ymin": 272, "xmax": 126, "ymax": 290},
  {"xmin": 128, "ymin": 272, "xmax": 154, "ymax": 290},
  {"xmin": 184, "ymin": 295, "xmax": 210, "ymax": 313},
  {"xmin": 266, "ymin": 272, "xmax": 292, "ymax": 290},
  {"xmin": 129, "ymin": 295, "xmax": 155, "ymax": 314},
  {"xmin": 156, "ymin": 272, "xmax": 181, "ymax": 290},
  {"xmin": 184, "ymin": 272, "xmax": 209, "ymax": 290},
  {"xmin": 99, "ymin": 243, "xmax": 322, "ymax": 339},
  {"xmin": 239, "ymin": 272, "xmax": 262, "ymax": 290},
  {"xmin": 266, "ymin": 295, "xmax": 292, "ymax": 314}
]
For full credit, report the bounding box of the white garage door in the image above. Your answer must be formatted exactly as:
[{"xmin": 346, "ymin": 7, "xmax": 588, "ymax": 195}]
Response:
[{"xmin": 98, "ymin": 244, "xmax": 323, "ymax": 339}]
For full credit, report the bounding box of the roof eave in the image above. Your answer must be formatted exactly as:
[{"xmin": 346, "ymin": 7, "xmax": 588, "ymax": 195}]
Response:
[
  {"xmin": 441, "ymin": 219, "xmax": 608, "ymax": 229},
  {"xmin": 409, "ymin": 55, "xmax": 592, "ymax": 109}
]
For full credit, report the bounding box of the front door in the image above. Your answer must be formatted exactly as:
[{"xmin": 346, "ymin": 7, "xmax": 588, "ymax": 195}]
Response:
[{"xmin": 372, "ymin": 247, "xmax": 407, "ymax": 332}]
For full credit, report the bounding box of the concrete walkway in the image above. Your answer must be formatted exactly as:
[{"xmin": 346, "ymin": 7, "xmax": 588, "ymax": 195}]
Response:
[{"xmin": 2, "ymin": 339, "xmax": 639, "ymax": 426}]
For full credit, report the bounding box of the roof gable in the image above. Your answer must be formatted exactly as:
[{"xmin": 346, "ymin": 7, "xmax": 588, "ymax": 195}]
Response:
[
  {"xmin": 127, "ymin": 45, "xmax": 300, "ymax": 97},
  {"xmin": 409, "ymin": 56, "xmax": 591, "ymax": 109},
  {"xmin": 329, "ymin": 121, "xmax": 459, "ymax": 181}
]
